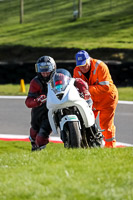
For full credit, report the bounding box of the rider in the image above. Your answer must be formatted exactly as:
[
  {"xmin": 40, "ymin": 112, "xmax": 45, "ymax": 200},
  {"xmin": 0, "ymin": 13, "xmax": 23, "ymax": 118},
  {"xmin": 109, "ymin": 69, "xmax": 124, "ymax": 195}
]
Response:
[{"xmin": 25, "ymin": 56, "xmax": 56, "ymax": 151}]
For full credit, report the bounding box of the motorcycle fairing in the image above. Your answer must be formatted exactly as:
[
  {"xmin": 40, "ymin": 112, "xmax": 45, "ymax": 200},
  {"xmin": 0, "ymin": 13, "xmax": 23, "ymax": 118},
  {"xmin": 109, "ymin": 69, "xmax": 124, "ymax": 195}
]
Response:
[{"xmin": 47, "ymin": 78, "xmax": 95, "ymax": 134}]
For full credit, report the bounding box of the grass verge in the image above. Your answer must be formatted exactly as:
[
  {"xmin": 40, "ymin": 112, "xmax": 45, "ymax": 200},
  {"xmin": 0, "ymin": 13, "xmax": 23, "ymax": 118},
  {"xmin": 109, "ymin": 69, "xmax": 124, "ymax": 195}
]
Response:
[{"xmin": 0, "ymin": 141, "xmax": 133, "ymax": 200}]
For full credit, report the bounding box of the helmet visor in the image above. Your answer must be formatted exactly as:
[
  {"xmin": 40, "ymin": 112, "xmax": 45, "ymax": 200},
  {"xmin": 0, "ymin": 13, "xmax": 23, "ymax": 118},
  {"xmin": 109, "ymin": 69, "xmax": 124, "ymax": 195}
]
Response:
[{"xmin": 35, "ymin": 62, "xmax": 54, "ymax": 72}]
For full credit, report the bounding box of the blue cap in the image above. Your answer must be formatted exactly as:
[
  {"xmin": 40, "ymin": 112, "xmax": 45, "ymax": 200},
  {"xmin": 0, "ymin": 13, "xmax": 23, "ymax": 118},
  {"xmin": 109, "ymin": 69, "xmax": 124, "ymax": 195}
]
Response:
[{"xmin": 76, "ymin": 50, "xmax": 90, "ymax": 66}]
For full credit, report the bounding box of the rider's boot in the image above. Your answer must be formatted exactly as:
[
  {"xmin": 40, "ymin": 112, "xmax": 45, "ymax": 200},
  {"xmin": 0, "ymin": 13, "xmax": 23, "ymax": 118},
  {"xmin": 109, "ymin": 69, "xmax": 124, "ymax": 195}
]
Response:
[
  {"xmin": 29, "ymin": 127, "xmax": 38, "ymax": 151},
  {"xmin": 35, "ymin": 134, "xmax": 49, "ymax": 150}
]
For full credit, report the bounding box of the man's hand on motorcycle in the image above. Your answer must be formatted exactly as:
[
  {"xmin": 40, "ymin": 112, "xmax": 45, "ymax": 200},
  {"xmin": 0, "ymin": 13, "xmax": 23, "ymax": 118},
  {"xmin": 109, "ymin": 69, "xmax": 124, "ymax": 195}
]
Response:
[
  {"xmin": 79, "ymin": 91, "xmax": 91, "ymax": 100},
  {"xmin": 84, "ymin": 92, "xmax": 91, "ymax": 100},
  {"xmin": 35, "ymin": 95, "xmax": 47, "ymax": 104}
]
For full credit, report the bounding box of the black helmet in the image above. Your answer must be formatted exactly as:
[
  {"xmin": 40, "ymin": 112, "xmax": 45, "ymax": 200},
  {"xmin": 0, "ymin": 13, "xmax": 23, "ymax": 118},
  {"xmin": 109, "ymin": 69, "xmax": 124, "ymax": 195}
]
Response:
[{"xmin": 35, "ymin": 56, "xmax": 56, "ymax": 73}]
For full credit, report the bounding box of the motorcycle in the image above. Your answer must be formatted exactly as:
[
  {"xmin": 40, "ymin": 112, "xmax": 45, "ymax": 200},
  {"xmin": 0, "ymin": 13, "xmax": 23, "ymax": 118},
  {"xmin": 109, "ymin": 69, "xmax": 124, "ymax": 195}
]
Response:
[{"xmin": 47, "ymin": 69, "xmax": 103, "ymax": 148}]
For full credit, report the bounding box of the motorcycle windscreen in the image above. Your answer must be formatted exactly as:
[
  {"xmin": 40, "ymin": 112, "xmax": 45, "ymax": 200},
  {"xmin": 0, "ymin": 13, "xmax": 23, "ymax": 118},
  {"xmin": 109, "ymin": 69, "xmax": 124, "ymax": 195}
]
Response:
[
  {"xmin": 51, "ymin": 73, "xmax": 70, "ymax": 93},
  {"xmin": 55, "ymin": 80, "xmax": 63, "ymax": 92}
]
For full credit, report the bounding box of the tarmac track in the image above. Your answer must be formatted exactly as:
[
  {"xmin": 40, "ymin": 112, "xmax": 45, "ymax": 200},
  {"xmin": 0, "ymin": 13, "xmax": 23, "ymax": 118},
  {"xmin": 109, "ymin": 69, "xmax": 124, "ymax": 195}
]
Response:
[{"xmin": 0, "ymin": 96, "xmax": 133, "ymax": 145}]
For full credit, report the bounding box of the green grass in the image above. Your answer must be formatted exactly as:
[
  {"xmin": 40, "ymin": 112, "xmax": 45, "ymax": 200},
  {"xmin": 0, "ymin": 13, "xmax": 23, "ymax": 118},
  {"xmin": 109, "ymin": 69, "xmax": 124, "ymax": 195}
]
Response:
[
  {"xmin": 0, "ymin": 84, "xmax": 133, "ymax": 101},
  {"xmin": 118, "ymin": 87, "xmax": 133, "ymax": 101},
  {"xmin": 0, "ymin": 84, "xmax": 29, "ymax": 96},
  {"xmin": 0, "ymin": 141, "xmax": 133, "ymax": 200},
  {"xmin": 0, "ymin": 0, "xmax": 133, "ymax": 51}
]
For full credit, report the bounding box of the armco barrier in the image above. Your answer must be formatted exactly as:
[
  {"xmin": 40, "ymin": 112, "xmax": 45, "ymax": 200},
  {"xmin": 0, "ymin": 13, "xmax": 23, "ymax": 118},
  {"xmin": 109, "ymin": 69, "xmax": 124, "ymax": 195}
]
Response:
[{"xmin": 0, "ymin": 60, "xmax": 133, "ymax": 86}]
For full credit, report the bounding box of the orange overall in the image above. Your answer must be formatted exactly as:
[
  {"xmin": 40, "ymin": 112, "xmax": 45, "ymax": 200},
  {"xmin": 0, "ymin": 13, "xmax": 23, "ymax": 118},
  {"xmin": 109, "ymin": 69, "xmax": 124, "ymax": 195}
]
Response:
[{"xmin": 73, "ymin": 58, "xmax": 118, "ymax": 147}]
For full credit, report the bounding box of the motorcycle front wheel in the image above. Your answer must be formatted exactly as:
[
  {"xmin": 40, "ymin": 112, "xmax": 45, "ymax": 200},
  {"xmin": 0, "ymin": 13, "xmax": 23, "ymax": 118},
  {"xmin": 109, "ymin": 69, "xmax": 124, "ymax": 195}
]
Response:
[{"xmin": 64, "ymin": 121, "xmax": 81, "ymax": 148}]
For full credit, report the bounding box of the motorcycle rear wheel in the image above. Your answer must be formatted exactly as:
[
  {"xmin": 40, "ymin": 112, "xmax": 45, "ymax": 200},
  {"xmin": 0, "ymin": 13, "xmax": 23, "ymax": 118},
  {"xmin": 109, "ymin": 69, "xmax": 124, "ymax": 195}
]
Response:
[{"xmin": 86, "ymin": 126, "xmax": 103, "ymax": 148}]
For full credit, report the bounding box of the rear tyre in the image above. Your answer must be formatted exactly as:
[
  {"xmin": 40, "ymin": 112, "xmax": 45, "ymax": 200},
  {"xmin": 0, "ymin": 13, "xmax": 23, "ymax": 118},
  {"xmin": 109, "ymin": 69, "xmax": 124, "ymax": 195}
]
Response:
[{"xmin": 86, "ymin": 124, "xmax": 103, "ymax": 148}]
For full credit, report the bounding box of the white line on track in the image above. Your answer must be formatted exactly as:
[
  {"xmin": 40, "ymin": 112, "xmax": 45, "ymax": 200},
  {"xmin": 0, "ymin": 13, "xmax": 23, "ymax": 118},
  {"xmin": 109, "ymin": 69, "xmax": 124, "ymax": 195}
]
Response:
[
  {"xmin": 0, "ymin": 96, "xmax": 27, "ymax": 99},
  {"xmin": 118, "ymin": 100, "xmax": 133, "ymax": 104},
  {"xmin": 0, "ymin": 96, "xmax": 133, "ymax": 104}
]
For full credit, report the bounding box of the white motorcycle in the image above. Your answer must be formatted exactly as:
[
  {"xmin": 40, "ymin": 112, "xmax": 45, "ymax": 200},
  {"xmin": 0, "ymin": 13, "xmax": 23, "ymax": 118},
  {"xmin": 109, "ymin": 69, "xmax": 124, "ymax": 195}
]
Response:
[{"xmin": 47, "ymin": 69, "xmax": 103, "ymax": 148}]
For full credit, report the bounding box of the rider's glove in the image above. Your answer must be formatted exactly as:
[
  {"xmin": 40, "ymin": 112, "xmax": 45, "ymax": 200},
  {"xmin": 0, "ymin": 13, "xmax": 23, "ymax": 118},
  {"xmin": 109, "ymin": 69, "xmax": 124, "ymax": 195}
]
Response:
[{"xmin": 35, "ymin": 95, "xmax": 47, "ymax": 104}]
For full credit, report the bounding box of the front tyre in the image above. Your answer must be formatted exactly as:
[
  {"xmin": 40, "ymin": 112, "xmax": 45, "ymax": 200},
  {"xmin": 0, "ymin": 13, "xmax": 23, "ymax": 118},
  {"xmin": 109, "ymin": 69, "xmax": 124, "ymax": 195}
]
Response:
[{"xmin": 64, "ymin": 121, "xmax": 81, "ymax": 148}]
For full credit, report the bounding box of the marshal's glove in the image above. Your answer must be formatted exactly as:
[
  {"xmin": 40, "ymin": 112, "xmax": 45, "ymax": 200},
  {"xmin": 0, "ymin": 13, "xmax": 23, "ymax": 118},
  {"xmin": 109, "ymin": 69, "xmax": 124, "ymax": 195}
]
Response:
[
  {"xmin": 35, "ymin": 95, "xmax": 47, "ymax": 104},
  {"xmin": 79, "ymin": 91, "xmax": 91, "ymax": 100}
]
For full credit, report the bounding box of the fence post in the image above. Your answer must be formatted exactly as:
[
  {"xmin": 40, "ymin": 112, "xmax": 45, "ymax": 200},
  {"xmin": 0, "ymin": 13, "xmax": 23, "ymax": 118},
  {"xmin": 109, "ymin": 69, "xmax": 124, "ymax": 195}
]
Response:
[
  {"xmin": 78, "ymin": 0, "xmax": 82, "ymax": 18},
  {"xmin": 20, "ymin": 0, "xmax": 24, "ymax": 24}
]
